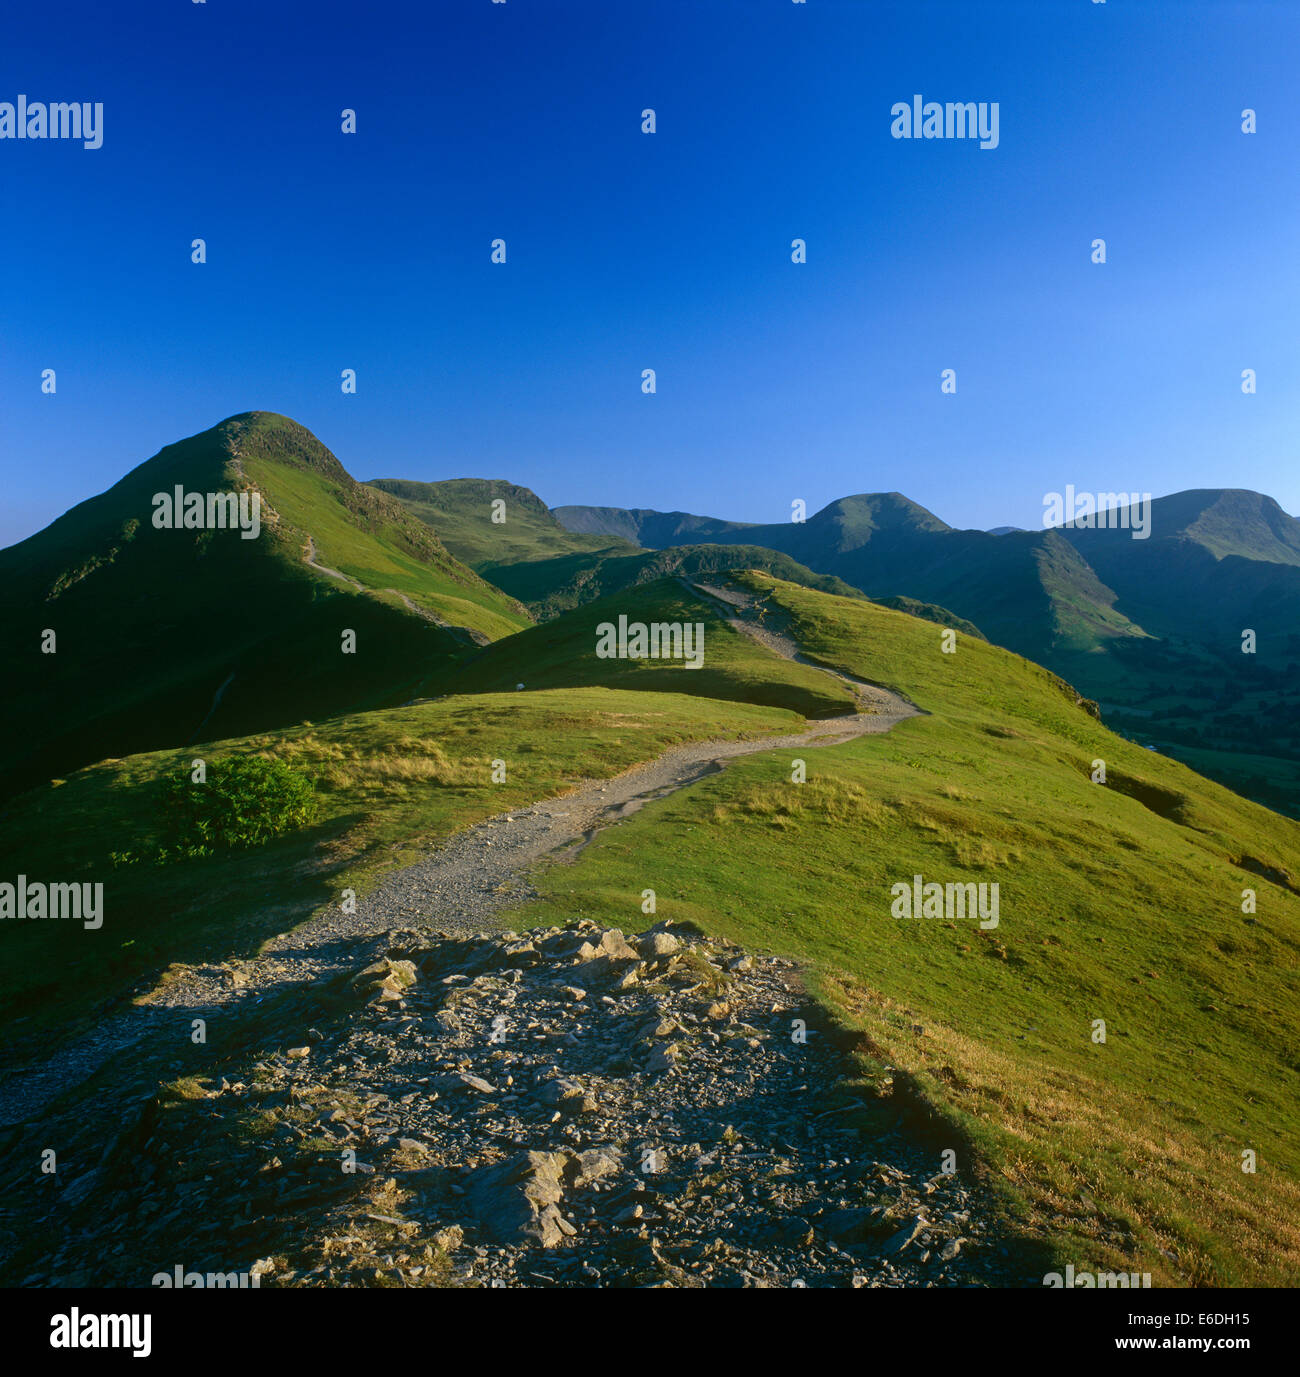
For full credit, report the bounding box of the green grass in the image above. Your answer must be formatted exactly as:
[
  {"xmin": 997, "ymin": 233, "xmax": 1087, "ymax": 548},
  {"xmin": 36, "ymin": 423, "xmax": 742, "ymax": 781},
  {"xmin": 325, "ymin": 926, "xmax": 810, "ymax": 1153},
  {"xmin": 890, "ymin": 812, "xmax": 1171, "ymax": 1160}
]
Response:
[
  {"xmin": 0, "ymin": 686, "xmax": 803, "ymax": 1053},
  {"xmin": 373, "ymin": 476, "xmax": 864, "ymax": 621},
  {"xmin": 4, "ymin": 559, "xmax": 1297, "ymax": 1287},
  {"xmin": 447, "ymin": 577, "xmax": 858, "ymax": 718},
  {"xmin": 367, "ymin": 476, "xmax": 635, "ymax": 571},
  {"xmin": 499, "ymin": 573, "xmax": 1300, "ymax": 1286},
  {"xmin": 245, "ymin": 456, "xmax": 530, "ymax": 642},
  {"xmin": 0, "ymin": 413, "xmax": 527, "ymax": 797}
]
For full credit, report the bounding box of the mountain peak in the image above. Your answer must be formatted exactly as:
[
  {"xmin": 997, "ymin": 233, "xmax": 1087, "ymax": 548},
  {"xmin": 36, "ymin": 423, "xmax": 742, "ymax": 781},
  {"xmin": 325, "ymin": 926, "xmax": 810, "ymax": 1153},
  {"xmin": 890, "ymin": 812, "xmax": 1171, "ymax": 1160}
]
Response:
[
  {"xmin": 371, "ymin": 477, "xmax": 553, "ymax": 522},
  {"xmin": 1060, "ymin": 488, "xmax": 1300, "ymax": 565},
  {"xmin": 811, "ymin": 492, "xmax": 952, "ymax": 537}
]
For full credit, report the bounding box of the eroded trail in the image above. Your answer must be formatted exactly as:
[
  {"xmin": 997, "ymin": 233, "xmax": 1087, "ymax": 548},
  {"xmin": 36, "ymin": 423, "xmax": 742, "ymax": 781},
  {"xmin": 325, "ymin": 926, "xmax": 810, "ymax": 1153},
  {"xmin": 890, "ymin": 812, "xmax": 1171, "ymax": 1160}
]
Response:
[
  {"xmin": 0, "ymin": 593, "xmax": 1026, "ymax": 1293},
  {"xmin": 683, "ymin": 578, "xmax": 923, "ymax": 715},
  {"xmin": 0, "ymin": 588, "xmax": 918, "ymax": 1126}
]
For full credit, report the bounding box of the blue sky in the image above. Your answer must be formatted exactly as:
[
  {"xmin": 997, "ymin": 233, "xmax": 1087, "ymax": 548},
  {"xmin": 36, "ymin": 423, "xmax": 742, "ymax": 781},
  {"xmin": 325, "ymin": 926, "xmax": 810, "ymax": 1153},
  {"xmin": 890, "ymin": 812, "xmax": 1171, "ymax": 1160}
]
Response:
[{"xmin": 2, "ymin": 0, "xmax": 1298, "ymax": 548}]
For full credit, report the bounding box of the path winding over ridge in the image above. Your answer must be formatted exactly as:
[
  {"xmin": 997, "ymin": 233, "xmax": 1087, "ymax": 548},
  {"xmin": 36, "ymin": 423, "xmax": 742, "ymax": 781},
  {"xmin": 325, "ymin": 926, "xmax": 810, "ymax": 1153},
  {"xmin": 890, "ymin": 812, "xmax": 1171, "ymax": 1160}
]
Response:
[
  {"xmin": 0, "ymin": 581, "xmax": 919, "ymax": 1125},
  {"xmin": 303, "ymin": 535, "xmax": 470, "ymax": 632}
]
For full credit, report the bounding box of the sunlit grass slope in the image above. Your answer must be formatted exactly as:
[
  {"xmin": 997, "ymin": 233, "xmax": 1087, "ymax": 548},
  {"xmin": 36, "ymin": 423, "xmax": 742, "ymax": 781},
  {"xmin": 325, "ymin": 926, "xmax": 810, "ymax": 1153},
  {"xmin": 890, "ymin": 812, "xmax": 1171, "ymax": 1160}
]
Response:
[
  {"xmin": 366, "ymin": 476, "xmax": 635, "ymax": 570},
  {"xmin": 448, "ymin": 577, "xmax": 857, "ymax": 718},
  {"xmin": 506, "ymin": 573, "xmax": 1300, "ymax": 1286},
  {"xmin": 0, "ymin": 414, "xmax": 527, "ymax": 797},
  {"xmin": 0, "ymin": 687, "xmax": 801, "ymax": 1053},
  {"xmin": 238, "ymin": 434, "xmax": 531, "ymax": 642}
]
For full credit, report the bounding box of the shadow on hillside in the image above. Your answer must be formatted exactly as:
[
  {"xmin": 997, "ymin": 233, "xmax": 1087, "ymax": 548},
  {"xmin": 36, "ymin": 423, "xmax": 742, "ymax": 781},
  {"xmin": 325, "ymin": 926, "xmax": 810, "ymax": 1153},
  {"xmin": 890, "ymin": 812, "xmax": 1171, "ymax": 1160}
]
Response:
[{"xmin": 0, "ymin": 812, "xmax": 368, "ymax": 1070}]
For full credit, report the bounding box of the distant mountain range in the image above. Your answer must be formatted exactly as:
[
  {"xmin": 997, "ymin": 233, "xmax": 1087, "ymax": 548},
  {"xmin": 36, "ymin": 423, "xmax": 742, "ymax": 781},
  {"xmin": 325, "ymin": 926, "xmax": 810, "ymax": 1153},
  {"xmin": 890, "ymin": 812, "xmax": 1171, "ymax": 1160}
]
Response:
[
  {"xmin": 547, "ymin": 489, "xmax": 1300, "ymax": 814},
  {"xmin": 555, "ymin": 487, "xmax": 1300, "ymax": 658},
  {"xmin": 4, "ymin": 414, "xmax": 1297, "ymax": 816},
  {"xmin": 7, "ymin": 417, "xmax": 1299, "ymax": 1293}
]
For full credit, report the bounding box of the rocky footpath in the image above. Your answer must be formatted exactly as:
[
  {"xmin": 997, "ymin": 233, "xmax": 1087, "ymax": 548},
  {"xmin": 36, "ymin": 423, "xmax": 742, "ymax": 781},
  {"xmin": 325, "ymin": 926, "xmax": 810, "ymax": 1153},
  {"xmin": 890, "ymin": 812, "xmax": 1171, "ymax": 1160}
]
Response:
[{"xmin": 2, "ymin": 918, "xmax": 1037, "ymax": 1289}]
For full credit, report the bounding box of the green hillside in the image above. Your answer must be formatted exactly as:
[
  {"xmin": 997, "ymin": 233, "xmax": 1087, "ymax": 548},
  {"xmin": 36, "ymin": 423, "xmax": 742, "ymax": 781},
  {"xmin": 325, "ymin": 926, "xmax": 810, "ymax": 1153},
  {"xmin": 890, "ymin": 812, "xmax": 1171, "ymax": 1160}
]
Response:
[
  {"xmin": 234, "ymin": 424, "xmax": 530, "ymax": 642},
  {"xmin": 2, "ymin": 564, "xmax": 1295, "ymax": 1285},
  {"xmin": 501, "ymin": 573, "xmax": 1300, "ymax": 1286},
  {"xmin": 448, "ymin": 577, "xmax": 858, "ymax": 718},
  {"xmin": 367, "ymin": 476, "xmax": 637, "ymax": 570},
  {"xmin": 559, "ymin": 489, "xmax": 1300, "ymax": 816},
  {"xmin": 0, "ymin": 687, "xmax": 803, "ymax": 1054},
  {"xmin": 0, "ymin": 415, "xmax": 527, "ymax": 799},
  {"xmin": 486, "ymin": 543, "xmax": 870, "ymax": 620},
  {"xmin": 371, "ymin": 477, "xmax": 860, "ymax": 620}
]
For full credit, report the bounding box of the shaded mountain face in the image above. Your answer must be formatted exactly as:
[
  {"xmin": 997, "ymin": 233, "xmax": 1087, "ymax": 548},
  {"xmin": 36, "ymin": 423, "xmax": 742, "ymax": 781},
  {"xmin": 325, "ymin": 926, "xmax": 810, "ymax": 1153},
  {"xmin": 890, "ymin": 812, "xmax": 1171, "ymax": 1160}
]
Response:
[
  {"xmin": 557, "ymin": 494, "xmax": 1119, "ymax": 659},
  {"xmin": 551, "ymin": 505, "xmax": 758, "ymax": 547},
  {"xmin": 1058, "ymin": 489, "xmax": 1300, "ymax": 645},
  {"xmin": 559, "ymin": 486, "xmax": 1300, "ymax": 816},
  {"xmin": 375, "ymin": 481, "xmax": 871, "ymax": 620},
  {"xmin": 367, "ymin": 478, "xmax": 638, "ymax": 571},
  {"xmin": 0, "ymin": 414, "xmax": 527, "ymax": 800}
]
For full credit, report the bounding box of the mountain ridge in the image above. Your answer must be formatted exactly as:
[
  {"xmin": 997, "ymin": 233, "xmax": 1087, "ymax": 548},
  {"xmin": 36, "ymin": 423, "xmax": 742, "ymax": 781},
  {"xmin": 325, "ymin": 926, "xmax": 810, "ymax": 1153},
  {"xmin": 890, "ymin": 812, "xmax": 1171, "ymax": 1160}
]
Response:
[{"xmin": 0, "ymin": 413, "xmax": 526, "ymax": 798}]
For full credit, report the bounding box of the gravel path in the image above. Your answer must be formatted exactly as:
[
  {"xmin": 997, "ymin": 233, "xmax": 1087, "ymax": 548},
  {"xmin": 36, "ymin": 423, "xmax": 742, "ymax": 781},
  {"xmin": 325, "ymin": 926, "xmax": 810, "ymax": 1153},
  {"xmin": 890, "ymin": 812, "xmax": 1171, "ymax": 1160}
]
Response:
[{"xmin": 0, "ymin": 581, "xmax": 918, "ymax": 1126}]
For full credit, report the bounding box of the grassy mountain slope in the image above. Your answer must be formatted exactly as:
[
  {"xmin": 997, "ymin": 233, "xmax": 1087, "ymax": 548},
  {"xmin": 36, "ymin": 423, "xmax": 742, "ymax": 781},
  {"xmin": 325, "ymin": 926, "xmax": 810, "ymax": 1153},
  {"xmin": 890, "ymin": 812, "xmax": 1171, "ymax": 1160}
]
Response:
[
  {"xmin": 367, "ymin": 477, "xmax": 637, "ymax": 569},
  {"xmin": 562, "ymin": 488, "xmax": 1300, "ymax": 815},
  {"xmin": 505, "ymin": 573, "xmax": 1300, "ymax": 1286},
  {"xmin": 235, "ymin": 423, "xmax": 530, "ymax": 641},
  {"xmin": 0, "ymin": 414, "xmax": 526, "ymax": 799},
  {"xmin": 552, "ymin": 503, "xmax": 758, "ymax": 546},
  {"xmin": 375, "ymin": 477, "xmax": 865, "ymax": 620},
  {"xmin": 448, "ymin": 578, "xmax": 858, "ymax": 718},
  {"xmin": 0, "ymin": 688, "xmax": 804, "ymax": 1053},
  {"xmin": 3, "ymin": 567, "xmax": 1295, "ymax": 1284},
  {"xmin": 485, "ymin": 543, "xmax": 870, "ymax": 619}
]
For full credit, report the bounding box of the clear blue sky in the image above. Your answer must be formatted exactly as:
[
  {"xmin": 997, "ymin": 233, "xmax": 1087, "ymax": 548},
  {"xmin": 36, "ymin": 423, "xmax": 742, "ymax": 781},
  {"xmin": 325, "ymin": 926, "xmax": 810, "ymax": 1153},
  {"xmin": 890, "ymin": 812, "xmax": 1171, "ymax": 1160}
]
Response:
[{"xmin": 3, "ymin": 0, "xmax": 1298, "ymax": 548}]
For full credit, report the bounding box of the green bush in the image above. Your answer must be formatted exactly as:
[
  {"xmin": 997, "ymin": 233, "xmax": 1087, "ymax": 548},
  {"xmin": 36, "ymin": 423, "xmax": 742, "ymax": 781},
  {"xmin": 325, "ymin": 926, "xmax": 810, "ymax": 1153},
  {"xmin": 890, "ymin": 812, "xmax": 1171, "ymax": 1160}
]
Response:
[{"xmin": 158, "ymin": 757, "xmax": 318, "ymax": 858}]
